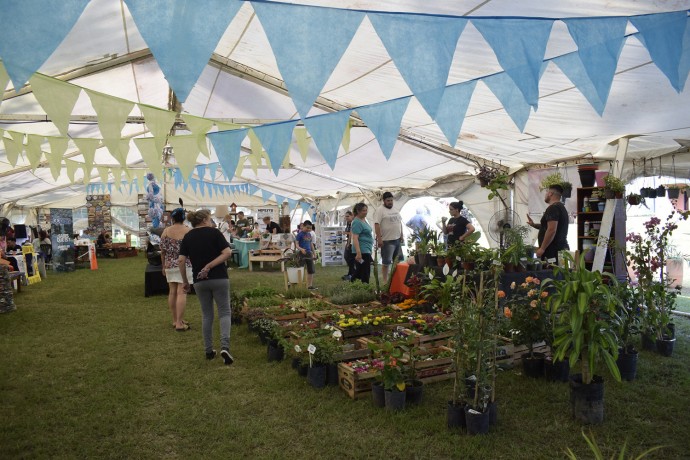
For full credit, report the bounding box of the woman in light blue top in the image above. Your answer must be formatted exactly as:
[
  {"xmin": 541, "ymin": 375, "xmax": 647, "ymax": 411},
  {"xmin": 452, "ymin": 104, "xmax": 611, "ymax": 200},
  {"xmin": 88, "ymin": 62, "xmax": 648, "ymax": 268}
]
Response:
[{"xmin": 350, "ymin": 202, "xmax": 374, "ymax": 284}]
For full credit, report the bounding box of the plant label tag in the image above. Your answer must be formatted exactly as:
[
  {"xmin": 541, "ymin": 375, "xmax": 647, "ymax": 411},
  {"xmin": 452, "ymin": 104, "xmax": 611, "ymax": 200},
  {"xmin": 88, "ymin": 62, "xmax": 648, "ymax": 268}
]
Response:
[
  {"xmin": 294, "ymin": 345, "xmax": 302, "ymax": 353},
  {"xmin": 307, "ymin": 344, "xmax": 316, "ymax": 354}
]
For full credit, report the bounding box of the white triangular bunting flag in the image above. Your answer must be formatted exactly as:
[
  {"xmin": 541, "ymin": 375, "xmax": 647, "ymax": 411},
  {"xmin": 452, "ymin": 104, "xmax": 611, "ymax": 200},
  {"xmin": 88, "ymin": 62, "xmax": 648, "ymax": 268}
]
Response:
[
  {"xmin": 169, "ymin": 135, "xmax": 201, "ymax": 180},
  {"xmin": 73, "ymin": 138, "xmax": 101, "ymax": 174},
  {"xmin": 29, "ymin": 74, "xmax": 81, "ymax": 136}
]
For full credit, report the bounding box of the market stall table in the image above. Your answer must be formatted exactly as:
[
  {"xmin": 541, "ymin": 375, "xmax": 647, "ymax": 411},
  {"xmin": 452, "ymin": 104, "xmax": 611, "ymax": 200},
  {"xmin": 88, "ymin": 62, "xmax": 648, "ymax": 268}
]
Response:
[{"xmin": 234, "ymin": 239, "xmax": 260, "ymax": 269}]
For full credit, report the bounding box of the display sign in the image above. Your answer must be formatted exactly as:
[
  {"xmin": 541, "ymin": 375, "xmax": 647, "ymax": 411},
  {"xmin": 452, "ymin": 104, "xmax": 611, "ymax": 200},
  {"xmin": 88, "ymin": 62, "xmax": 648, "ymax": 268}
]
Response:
[
  {"xmin": 85, "ymin": 194, "xmax": 112, "ymax": 236},
  {"xmin": 50, "ymin": 208, "xmax": 75, "ymax": 272},
  {"xmin": 256, "ymin": 207, "xmax": 278, "ymax": 221}
]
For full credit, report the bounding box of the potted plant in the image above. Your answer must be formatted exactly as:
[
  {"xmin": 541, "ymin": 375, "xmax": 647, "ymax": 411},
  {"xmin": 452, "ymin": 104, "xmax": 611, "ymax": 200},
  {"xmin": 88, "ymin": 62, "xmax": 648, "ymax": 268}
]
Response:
[
  {"xmin": 627, "ymin": 212, "xmax": 689, "ymax": 355},
  {"xmin": 281, "ymin": 248, "xmax": 305, "ymax": 285},
  {"xmin": 603, "ymin": 174, "xmax": 625, "ymax": 199},
  {"xmin": 303, "ymin": 329, "xmax": 341, "ymax": 389},
  {"xmin": 612, "ymin": 283, "xmax": 641, "ymax": 381},
  {"xmin": 504, "ymin": 276, "xmax": 549, "ymax": 378},
  {"xmin": 435, "ymin": 247, "xmax": 448, "ymax": 267},
  {"xmin": 486, "ymin": 173, "xmax": 511, "ymax": 201},
  {"xmin": 667, "ymin": 185, "xmax": 681, "ymax": 199},
  {"xmin": 626, "ymin": 192, "xmax": 644, "ymax": 206},
  {"xmin": 502, "ymin": 225, "xmax": 529, "ymax": 271},
  {"xmin": 368, "ymin": 341, "xmax": 407, "ymax": 411},
  {"xmin": 421, "ymin": 273, "xmax": 458, "ymax": 313},
  {"xmin": 540, "ymin": 172, "xmax": 564, "ymax": 191},
  {"xmin": 543, "ymin": 252, "xmax": 622, "ymax": 424},
  {"xmin": 476, "ymin": 165, "xmax": 499, "ymax": 187},
  {"xmin": 454, "ymin": 232, "xmax": 482, "ymax": 270}
]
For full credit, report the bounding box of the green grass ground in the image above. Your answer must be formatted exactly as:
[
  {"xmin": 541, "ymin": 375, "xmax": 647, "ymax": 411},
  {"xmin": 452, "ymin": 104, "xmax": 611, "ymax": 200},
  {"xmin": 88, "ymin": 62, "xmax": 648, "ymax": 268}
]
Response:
[{"xmin": 1, "ymin": 257, "xmax": 689, "ymax": 459}]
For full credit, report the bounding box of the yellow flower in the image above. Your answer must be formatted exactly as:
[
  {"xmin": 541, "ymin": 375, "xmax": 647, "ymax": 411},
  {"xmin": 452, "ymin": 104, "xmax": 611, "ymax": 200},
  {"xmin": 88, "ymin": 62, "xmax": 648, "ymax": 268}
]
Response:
[
  {"xmin": 373, "ymin": 321, "xmax": 379, "ymax": 326},
  {"xmin": 356, "ymin": 321, "xmax": 362, "ymax": 326},
  {"xmin": 339, "ymin": 314, "xmax": 345, "ymax": 319}
]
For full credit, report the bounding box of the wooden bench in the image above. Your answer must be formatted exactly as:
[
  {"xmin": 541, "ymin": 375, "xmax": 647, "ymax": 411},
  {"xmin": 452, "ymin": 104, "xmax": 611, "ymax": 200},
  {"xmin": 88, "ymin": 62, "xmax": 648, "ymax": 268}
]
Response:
[{"xmin": 248, "ymin": 248, "xmax": 284, "ymax": 271}]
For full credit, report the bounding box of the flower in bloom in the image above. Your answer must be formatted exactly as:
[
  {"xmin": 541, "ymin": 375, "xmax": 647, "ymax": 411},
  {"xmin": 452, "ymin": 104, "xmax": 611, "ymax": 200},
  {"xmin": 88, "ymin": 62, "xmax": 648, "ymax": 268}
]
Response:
[
  {"xmin": 525, "ymin": 276, "xmax": 534, "ymax": 283},
  {"xmin": 540, "ymin": 291, "xmax": 548, "ymax": 298},
  {"xmin": 332, "ymin": 330, "xmax": 343, "ymax": 339},
  {"xmin": 497, "ymin": 290, "xmax": 506, "ymax": 299},
  {"xmin": 530, "ymin": 300, "xmax": 538, "ymax": 308},
  {"xmin": 504, "ymin": 307, "xmax": 512, "ymax": 318},
  {"xmin": 510, "ymin": 281, "xmax": 516, "ymax": 290},
  {"xmin": 294, "ymin": 345, "xmax": 302, "ymax": 353},
  {"xmin": 532, "ymin": 278, "xmax": 541, "ymax": 285},
  {"xmin": 527, "ymin": 289, "xmax": 536, "ymax": 298}
]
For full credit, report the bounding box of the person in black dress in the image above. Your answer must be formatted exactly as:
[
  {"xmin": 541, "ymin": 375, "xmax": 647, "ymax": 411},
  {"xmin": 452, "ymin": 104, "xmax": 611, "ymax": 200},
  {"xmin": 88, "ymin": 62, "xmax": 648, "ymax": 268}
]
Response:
[{"xmin": 442, "ymin": 201, "xmax": 475, "ymax": 245}]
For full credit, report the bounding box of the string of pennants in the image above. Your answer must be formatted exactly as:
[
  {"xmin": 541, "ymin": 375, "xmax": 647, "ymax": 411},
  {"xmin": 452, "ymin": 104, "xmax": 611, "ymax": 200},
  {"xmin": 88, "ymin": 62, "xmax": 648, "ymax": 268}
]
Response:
[
  {"xmin": 1, "ymin": 4, "xmax": 690, "ymax": 184},
  {"xmin": 84, "ymin": 171, "xmax": 310, "ymax": 214}
]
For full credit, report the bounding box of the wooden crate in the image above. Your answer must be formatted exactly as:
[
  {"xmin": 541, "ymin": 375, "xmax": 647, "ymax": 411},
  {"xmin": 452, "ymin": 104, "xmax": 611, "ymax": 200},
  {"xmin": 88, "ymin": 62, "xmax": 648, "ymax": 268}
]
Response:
[
  {"xmin": 403, "ymin": 329, "xmax": 454, "ymax": 347},
  {"xmin": 495, "ymin": 340, "xmax": 549, "ymax": 366},
  {"xmin": 338, "ymin": 362, "xmax": 377, "ymax": 400},
  {"xmin": 410, "ymin": 346, "xmax": 454, "ymax": 379}
]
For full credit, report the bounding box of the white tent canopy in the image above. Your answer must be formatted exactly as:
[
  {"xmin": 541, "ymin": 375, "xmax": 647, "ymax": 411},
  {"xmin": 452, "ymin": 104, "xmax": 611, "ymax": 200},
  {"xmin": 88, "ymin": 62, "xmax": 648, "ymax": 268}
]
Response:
[{"xmin": 2, "ymin": 0, "xmax": 690, "ymax": 225}]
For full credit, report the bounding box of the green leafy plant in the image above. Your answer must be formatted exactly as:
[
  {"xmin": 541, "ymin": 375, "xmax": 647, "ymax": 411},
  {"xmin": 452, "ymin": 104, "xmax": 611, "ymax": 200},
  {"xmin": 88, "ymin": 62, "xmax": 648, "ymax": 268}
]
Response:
[
  {"xmin": 282, "ymin": 287, "xmax": 313, "ymax": 299},
  {"xmin": 241, "ymin": 286, "xmax": 277, "ymax": 298},
  {"xmin": 420, "ymin": 273, "xmax": 457, "ymax": 313},
  {"xmin": 540, "ymin": 172, "xmax": 565, "ymax": 191},
  {"xmin": 368, "ymin": 340, "xmax": 406, "ymax": 391},
  {"xmin": 486, "ymin": 173, "xmax": 511, "ymax": 201},
  {"xmin": 503, "ymin": 276, "xmax": 549, "ymax": 358},
  {"xmin": 543, "ymin": 252, "xmax": 622, "ymax": 385},
  {"xmin": 565, "ymin": 430, "xmax": 664, "ymax": 459},
  {"xmin": 245, "ymin": 295, "xmax": 283, "ymax": 308},
  {"xmin": 476, "ymin": 165, "xmax": 500, "ymax": 185},
  {"xmin": 604, "ymin": 174, "xmax": 625, "ymax": 195},
  {"xmin": 327, "ymin": 280, "xmax": 376, "ymax": 305}
]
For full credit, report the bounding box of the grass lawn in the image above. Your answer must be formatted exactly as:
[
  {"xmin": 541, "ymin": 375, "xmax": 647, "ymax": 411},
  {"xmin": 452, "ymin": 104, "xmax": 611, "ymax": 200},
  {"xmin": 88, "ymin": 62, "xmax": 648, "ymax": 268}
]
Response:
[{"xmin": 1, "ymin": 256, "xmax": 689, "ymax": 459}]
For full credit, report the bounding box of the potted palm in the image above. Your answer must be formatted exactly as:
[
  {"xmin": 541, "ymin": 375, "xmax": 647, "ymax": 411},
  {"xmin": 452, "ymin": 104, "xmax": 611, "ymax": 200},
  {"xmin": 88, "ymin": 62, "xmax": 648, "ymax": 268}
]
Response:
[{"xmin": 543, "ymin": 252, "xmax": 622, "ymax": 424}]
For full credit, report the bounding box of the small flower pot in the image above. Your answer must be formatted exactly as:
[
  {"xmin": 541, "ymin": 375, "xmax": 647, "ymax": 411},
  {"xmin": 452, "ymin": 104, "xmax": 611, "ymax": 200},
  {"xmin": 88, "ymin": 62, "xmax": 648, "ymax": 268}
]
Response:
[
  {"xmin": 297, "ymin": 363, "xmax": 309, "ymax": 377},
  {"xmin": 656, "ymin": 185, "xmax": 665, "ymax": 196},
  {"xmin": 603, "ymin": 189, "xmax": 615, "ymax": 200},
  {"xmin": 326, "ymin": 363, "xmax": 339, "ymax": 386},
  {"xmin": 597, "ymin": 202, "xmax": 605, "ymax": 212},
  {"xmin": 656, "ymin": 336, "xmax": 676, "ymax": 357},
  {"xmin": 639, "ymin": 187, "xmax": 650, "ymax": 198},
  {"xmin": 447, "ymin": 401, "xmax": 467, "ymax": 430},
  {"xmin": 627, "ymin": 195, "xmax": 642, "ymax": 205},
  {"xmin": 464, "ymin": 406, "xmax": 490, "ymax": 435},
  {"xmin": 405, "ymin": 379, "xmax": 424, "ymax": 405},
  {"xmin": 668, "ymin": 188, "xmax": 681, "ymax": 199},
  {"xmin": 267, "ymin": 340, "xmax": 284, "ymax": 362},
  {"xmin": 641, "ymin": 333, "xmax": 656, "ymax": 351},
  {"xmin": 436, "ymin": 256, "xmax": 446, "ymax": 267},
  {"xmin": 384, "ymin": 388, "xmax": 406, "ymax": 411},
  {"xmin": 372, "ymin": 381, "xmax": 385, "ymax": 408},
  {"xmin": 648, "ymin": 189, "xmax": 658, "ymax": 199},
  {"xmin": 521, "ymin": 352, "xmax": 545, "ymax": 378}
]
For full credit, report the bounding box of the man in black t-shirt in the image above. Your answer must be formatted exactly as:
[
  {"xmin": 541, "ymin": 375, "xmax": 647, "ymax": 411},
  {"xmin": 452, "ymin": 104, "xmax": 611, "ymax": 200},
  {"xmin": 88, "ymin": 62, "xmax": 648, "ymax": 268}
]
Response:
[
  {"xmin": 262, "ymin": 216, "xmax": 281, "ymax": 234},
  {"xmin": 527, "ymin": 184, "xmax": 569, "ymax": 261}
]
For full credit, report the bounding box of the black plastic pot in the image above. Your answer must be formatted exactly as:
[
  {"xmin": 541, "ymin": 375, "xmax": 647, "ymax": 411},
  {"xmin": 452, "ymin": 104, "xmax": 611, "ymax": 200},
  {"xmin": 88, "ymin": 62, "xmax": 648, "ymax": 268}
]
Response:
[
  {"xmin": 639, "ymin": 187, "xmax": 650, "ymax": 198},
  {"xmin": 656, "ymin": 185, "xmax": 665, "ymax": 196},
  {"xmin": 656, "ymin": 336, "xmax": 676, "ymax": 357},
  {"xmin": 372, "ymin": 381, "xmax": 385, "ymax": 408},
  {"xmin": 668, "ymin": 188, "xmax": 681, "ymax": 199},
  {"xmin": 447, "ymin": 402, "xmax": 466, "ymax": 430},
  {"xmin": 464, "ymin": 406, "xmax": 490, "ymax": 435},
  {"xmin": 326, "ymin": 363, "xmax": 339, "ymax": 386},
  {"xmin": 405, "ymin": 379, "xmax": 424, "ymax": 405},
  {"xmin": 544, "ymin": 357, "xmax": 570, "ymax": 382},
  {"xmin": 561, "ymin": 184, "xmax": 572, "ymax": 198},
  {"xmin": 569, "ymin": 374, "xmax": 605, "ymax": 424},
  {"xmin": 291, "ymin": 357, "xmax": 301, "ymax": 369},
  {"xmin": 488, "ymin": 400, "xmax": 498, "ymax": 426},
  {"xmin": 578, "ymin": 166, "xmax": 597, "ymax": 187},
  {"xmin": 641, "ymin": 333, "xmax": 656, "ymax": 351},
  {"xmin": 521, "ymin": 352, "xmax": 545, "ymax": 378},
  {"xmin": 267, "ymin": 340, "xmax": 284, "ymax": 362},
  {"xmin": 258, "ymin": 331, "xmax": 269, "ymax": 345},
  {"xmin": 297, "ymin": 363, "xmax": 309, "ymax": 377},
  {"xmin": 666, "ymin": 323, "xmax": 676, "ymax": 338},
  {"xmin": 616, "ymin": 348, "xmax": 638, "ymax": 381},
  {"xmin": 307, "ymin": 364, "xmax": 327, "ymax": 389},
  {"xmin": 648, "ymin": 189, "xmax": 658, "ymax": 199},
  {"xmin": 384, "ymin": 389, "xmax": 406, "ymax": 411}
]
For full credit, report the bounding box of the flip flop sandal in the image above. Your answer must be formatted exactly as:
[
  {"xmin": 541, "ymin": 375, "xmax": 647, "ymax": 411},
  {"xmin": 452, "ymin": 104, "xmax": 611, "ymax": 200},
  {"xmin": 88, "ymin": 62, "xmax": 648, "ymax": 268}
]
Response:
[{"xmin": 175, "ymin": 323, "xmax": 191, "ymax": 332}]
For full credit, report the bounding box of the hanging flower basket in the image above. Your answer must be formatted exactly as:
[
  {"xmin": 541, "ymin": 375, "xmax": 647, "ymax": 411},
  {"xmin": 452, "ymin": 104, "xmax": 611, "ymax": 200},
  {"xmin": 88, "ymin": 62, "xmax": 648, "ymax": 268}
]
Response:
[
  {"xmin": 627, "ymin": 194, "xmax": 642, "ymax": 206},
  {"xmin": 656, "ymin": 185, "xmax": 666, "ymax": 196},
  {"xmin": 667, "ymin": 187, "xmax": 681, "ymax": 199},
  {"xmin": 639, "ymin": 187, "xmax": 651, "ymax": 198}
]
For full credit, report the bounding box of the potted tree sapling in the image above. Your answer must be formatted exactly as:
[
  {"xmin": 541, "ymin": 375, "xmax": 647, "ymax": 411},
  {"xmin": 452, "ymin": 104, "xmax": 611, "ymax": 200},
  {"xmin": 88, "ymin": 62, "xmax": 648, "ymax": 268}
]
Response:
[{"xmin": 543, "ymin": 252, "xmax": 622, "ymax": 424}]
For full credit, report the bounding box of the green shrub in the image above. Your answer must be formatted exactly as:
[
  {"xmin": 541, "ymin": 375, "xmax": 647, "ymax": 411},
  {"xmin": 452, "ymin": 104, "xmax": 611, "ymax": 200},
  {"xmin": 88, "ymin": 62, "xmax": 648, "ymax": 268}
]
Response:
[
  {"xmin": 245, "ymin": 296, "xmax": 283, "ymax": 308},
  {"xmin": 283, "ymin": 287, "xmax": 312, "ymax": 299},
  {"xmin": 328, "ymin": 280, "xmax": 376, "ymax": 305},
  {"xmin": 241, "ymin": 286, "xmax": 277, "ymax": 298}
]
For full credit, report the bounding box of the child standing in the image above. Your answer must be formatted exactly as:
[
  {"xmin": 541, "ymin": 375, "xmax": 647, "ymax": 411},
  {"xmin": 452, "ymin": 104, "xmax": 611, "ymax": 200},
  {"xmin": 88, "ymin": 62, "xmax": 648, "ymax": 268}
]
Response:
[{"xmin": 295, "ymin": 222, "xmax": 317, "ymax": 290}]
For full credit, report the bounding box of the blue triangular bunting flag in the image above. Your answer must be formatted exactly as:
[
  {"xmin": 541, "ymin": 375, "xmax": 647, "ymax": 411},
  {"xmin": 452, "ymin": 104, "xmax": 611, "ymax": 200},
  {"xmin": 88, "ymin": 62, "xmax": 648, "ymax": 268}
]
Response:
[
  {"xmin": 261, "ymin": 189, "xmax": 273, "ymax": 203},
  {"xmin": 368, "ymin": 13, "xmax": 467, "ymax": 119},
  {"xmin": 208, "ymin": 128, "xmax": 247, "ymax": 181},
  {"xmin": 252, "ymin": 120, "xmax": 298, "ymax": 175},
  {"xmin": 208, "ymin": 163, "xmax": 219, "ymax": 182},
  {"xmin": 679, "ymin": 18, "xmax": 690, "ymax": 92},
  {"xmin": 252, "ymin": 1, "xmax": 364, "ymax": 119},
  {"xmin": 287, "ymin": 198, "xmax": 298, "ymax": 212},
  {"xmin": 300, "ymin": 201, "xmax": 311, "ymax": 214},
  {"xmin": 483, "ymin": 72, "xmax": 532, "ymax": 132},
  {"xmin": 630, "ymin": 11, "xmax": 688, "ymax": 92},
  {"xmin": 563, "ymin": 17, "xmax": 628, "ymax": 108},
  {"xmin": 248, "ymin": 184, "xmax": 259, "ymax": 195},
  {"xmin": 435, "ymin": 80, "xmax": 477, "ymax": 147},
  {"xmin": 0, "ymin": 0, "xmax": 89, "ymax": 89},
  {"xmin": 304, "ymin": 110, "xmax": 351, "ymax": 169},
  {"xmin": 554, "ymin": 53, "xmax": 606, "ymax": 116},
  {"xmin": 196, "ymin": 164, "xmax": 207, "ymax": 181},
  {"xmin": 274, "ymin": 194, "xmax": 285, "ymax": 205},
  {"xmin": 124, "ymin": 0, "xmax": 242, "ymax": 102},
  {"xmin": 472, "ymin": 18, "xmax": 553, "ymax": 108},
  {"xmin": 356, "ymin": 97, "xmax": 410, "ymax": 159}
]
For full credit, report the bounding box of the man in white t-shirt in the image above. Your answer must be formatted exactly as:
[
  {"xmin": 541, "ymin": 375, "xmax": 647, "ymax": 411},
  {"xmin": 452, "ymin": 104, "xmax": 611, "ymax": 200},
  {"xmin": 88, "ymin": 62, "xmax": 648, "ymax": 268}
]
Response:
[{"xmin": 374, "ymin": 191, "xmax": 403, "ymax": 282}]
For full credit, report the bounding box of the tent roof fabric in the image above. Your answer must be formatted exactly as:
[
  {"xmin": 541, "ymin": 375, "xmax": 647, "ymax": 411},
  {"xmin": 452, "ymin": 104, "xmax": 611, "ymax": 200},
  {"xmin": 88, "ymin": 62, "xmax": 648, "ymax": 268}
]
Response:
[{"xmin": 2, "ymin": 0, "xmax": 690, "ymax": 210}]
